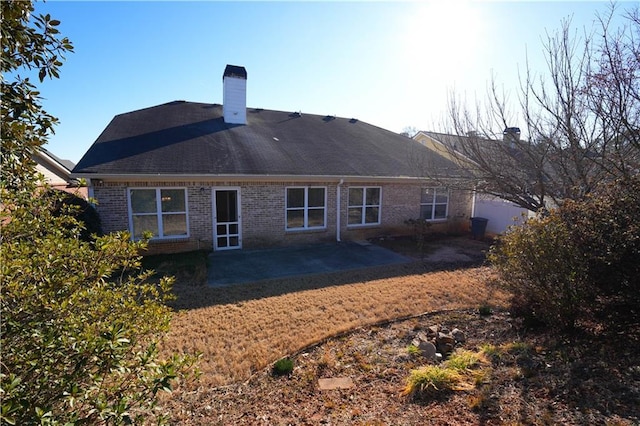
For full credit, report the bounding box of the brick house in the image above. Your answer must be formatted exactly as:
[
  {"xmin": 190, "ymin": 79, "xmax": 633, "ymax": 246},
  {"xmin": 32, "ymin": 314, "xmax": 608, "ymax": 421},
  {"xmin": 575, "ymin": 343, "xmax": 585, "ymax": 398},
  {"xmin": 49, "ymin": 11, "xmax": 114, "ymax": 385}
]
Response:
[
  {"xmin": 413, "ymin": 131, "xmax": 535, "ymax": 236},
  {"xmin": 35, "ymin": 149, "xmax": 88, "ymax": 199},
  {"xmin": 72, "ymin": 65, "xmax": 472, "ymax": 254}
]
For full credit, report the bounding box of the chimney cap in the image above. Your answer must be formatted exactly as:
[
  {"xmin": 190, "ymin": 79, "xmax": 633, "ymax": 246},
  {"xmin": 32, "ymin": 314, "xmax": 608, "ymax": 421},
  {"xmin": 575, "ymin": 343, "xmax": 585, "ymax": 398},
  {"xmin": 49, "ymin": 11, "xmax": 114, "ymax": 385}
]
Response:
[{"xmin": 223, "ymin": 64, "xmax": 247, "ymax": 80}]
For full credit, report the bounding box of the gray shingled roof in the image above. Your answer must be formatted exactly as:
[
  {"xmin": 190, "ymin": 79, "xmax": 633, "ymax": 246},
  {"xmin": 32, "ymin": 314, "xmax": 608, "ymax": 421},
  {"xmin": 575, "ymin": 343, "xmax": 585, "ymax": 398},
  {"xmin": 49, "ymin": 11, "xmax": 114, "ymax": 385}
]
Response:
[
  {"xmin": 40, "ymin": 148, "xmax": 75, "ymax": 172},
  {"xmin": 73, "ymin": 101, "xmax": 460, "ymax": 178}
]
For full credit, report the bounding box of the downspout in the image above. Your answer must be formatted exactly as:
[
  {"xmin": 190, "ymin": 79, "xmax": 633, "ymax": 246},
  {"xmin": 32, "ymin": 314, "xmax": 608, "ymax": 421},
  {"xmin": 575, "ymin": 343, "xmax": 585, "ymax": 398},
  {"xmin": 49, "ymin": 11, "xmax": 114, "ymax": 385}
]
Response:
[
  {"xmin": 336, "ymin": 179, "xmax": 344, "ymax": 242},
  {"xmin": 87, "ymin": 179, "xmax": 96, "ymax": 206},
  {"xmin": 471, "ymin": 184, "xmax": 477, "ymax": 219}
]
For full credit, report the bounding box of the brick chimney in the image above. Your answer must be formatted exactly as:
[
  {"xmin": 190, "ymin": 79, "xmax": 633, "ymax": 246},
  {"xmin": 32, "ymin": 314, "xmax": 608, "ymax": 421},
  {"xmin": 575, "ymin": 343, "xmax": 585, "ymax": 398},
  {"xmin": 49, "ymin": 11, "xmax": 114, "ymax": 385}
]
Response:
[
  {"xmin": 223, "ymin": 65, "xmax": 247, "ymax": 125},
  {"xmin": 503, "ymin": 127, "xmax": 521, "ymax": 142}
]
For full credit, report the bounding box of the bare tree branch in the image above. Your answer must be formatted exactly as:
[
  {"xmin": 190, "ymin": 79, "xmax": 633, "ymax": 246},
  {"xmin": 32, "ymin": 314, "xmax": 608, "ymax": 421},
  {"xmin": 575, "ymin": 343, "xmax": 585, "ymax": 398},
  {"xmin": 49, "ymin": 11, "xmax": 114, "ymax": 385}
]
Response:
[{"xmin": 418, "ymin": 4, "xmax": 639, "ymax": 212}]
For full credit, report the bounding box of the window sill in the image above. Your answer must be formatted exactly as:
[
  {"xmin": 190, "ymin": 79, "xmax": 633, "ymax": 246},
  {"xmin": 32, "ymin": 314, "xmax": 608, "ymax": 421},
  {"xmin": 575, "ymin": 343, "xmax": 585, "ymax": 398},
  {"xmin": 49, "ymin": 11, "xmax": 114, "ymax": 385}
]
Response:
[
  {"xmin": 146, "ymin": 235, "xmax": 190, "ymax": 243},
  {"xmin": 285, "ymin": 227, "xmax": 327, "ymax": 234},
  {"xmin": 346, "ymin": 223, "xmax": 381, "ymax": 229}
]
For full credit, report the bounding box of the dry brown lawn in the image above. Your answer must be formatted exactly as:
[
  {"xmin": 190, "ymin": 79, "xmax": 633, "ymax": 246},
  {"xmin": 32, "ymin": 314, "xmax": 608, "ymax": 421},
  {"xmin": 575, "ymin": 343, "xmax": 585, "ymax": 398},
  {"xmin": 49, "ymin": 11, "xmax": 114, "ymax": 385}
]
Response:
[{"xmin": 164, "ymin": 260, "xmax": 509, "ymax": 388}]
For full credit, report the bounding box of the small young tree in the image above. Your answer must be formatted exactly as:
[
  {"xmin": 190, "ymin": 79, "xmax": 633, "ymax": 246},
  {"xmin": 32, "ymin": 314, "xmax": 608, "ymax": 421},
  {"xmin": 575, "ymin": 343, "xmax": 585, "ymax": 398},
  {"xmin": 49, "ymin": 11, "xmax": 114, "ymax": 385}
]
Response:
[{"xmin": 1, "ymin": 1, "xmax": 196, "ymax": 424}]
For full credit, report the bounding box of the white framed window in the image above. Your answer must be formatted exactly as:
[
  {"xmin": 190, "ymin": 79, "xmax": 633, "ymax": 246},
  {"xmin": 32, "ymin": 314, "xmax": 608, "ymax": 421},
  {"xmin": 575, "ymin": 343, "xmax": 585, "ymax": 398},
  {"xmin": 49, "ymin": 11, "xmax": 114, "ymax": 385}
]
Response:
[
  {"xmin": 286, "ymin": 186, "xmax": 326, "ymax": 230},
  {"xmin": 348, "ymin": 186, "xmax": 381, "ymax": 226},
  {"xmin": 420, "ymin": 187, "xmax": 448, "ymax": 221},
  {"xmin": 128, "ymin": 187, "xmax": 189, "ymax": 239}
]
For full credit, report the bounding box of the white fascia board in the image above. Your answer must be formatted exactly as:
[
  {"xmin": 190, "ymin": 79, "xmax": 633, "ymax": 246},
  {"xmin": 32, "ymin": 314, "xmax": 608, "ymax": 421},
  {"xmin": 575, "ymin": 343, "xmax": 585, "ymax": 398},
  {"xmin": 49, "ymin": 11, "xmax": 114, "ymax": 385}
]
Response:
[{"xmin": 36, "ymin": 151, "xmax": 72, "ymax": 177}]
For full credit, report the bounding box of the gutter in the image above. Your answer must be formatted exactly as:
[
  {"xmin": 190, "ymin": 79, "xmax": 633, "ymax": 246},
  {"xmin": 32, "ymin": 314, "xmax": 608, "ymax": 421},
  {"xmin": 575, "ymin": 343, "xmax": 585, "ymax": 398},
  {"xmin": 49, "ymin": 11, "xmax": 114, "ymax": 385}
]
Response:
[{"xmin": 70, "ymin": 173, "xmax": 432, "ymax": 184}]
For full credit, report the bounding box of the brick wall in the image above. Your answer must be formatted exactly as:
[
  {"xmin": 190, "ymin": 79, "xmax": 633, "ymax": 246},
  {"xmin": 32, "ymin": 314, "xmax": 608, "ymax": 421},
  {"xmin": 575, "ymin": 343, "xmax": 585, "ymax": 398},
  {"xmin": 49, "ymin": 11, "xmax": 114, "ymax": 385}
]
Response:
[
  {"xmin": 93, "ymin": 184, "xmax": 129, "ymax": 233},
  {"xmin": 92, "ymin": 180, "xmax": 473, "ymax": 254}
]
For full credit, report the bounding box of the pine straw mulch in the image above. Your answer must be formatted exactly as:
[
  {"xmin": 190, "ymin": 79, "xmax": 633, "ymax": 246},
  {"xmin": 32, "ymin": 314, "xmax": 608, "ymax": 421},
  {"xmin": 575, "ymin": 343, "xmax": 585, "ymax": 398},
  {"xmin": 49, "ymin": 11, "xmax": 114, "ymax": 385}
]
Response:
[{"xmin": 155, "ymin": 237, "xmax": 639, "ymax": 425}]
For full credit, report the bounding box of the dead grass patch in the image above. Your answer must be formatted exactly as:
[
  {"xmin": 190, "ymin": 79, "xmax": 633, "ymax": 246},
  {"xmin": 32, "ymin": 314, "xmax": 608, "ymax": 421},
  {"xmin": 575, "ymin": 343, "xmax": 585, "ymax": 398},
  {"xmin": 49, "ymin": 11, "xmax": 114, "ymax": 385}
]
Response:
[{"xmin": 162, "ymin": 264, "xmax": 509, "ymax": 388}]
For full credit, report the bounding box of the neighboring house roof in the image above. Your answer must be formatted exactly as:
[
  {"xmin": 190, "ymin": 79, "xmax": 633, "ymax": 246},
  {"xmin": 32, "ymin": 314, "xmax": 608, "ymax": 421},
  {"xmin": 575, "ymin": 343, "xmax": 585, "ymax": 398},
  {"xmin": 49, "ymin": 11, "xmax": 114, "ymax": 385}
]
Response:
[
  {"xmin": 34, "ymin": 148, "xmax": 74, "ymax": 186},
  {"xmin": 34, "ymin": 149, "xmax": 89, "ymax": 198},
  {"xmin": 416, "ymin": 130, "xmax": 514, "ymax": 163},
  {"xmin": 416, "ymin": 130, "xmax": 534, "ymax": 175},
  {"xmin": 72, "ymin": 101, "xmax": 460, "ymax": 179},
  {"xmin": 414, "ymin": 131, "xmax": 476, "ymax": 164}
]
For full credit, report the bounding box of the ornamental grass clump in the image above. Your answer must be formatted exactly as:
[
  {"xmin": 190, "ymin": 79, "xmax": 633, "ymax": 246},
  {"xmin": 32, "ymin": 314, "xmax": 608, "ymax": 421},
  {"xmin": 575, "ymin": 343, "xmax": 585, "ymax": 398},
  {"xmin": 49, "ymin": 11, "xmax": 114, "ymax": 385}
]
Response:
[
  {"xmin": 403, "ymin": 348, "xmax": 489, "ymax": 398},
  {"xmin": 445, "ymin": 349, "xmax": 487, "ymax": 372},
  {"xmin": 402, "ymin": 365, "xmax": 462, "ymax": 397}
]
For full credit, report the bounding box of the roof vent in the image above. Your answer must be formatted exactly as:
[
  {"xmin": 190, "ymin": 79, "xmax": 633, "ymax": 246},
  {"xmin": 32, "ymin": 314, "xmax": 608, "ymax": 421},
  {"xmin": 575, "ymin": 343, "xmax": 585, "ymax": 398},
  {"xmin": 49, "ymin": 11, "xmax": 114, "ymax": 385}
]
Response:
[{"xmin": 323, "ymin": 115, "xmax": 336, "ymax": 122}]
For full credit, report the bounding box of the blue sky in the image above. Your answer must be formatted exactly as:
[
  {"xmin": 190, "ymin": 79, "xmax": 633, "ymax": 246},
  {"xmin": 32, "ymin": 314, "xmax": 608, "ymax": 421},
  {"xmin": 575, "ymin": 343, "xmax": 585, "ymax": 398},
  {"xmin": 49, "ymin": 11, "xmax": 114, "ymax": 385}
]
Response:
[{"xmin": 33, "ymin": 1, "xmax": 629, "ymax": 163}]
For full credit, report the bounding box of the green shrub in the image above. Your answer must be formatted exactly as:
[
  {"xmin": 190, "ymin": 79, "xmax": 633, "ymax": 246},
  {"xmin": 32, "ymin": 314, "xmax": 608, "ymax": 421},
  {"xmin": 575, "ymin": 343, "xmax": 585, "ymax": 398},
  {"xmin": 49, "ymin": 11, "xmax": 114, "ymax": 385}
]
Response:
[
  {"xmin": 489, "ymin": 176, "xmax": 640, "ymax": 329},
  {"xmin": 489, "ymin": 211, "xmax": 590, "ymax": 329},
  {"xmin": 560, "ymin": 176, "xmax": 640, "ymax": 311},
  {"xmin": 478, "ymin": 305, "xmax": 493, "ymax": 316},
  {"xmin": 47, "ymin": 189, "xmax": 103, "ymax": 241},
  {"xmin": 1, "ymin": 192, "xmax": 198, "ymax": 424},
  {"xmin": 272, "ymin": 358, "xmax": 294, "ymax": 376}
]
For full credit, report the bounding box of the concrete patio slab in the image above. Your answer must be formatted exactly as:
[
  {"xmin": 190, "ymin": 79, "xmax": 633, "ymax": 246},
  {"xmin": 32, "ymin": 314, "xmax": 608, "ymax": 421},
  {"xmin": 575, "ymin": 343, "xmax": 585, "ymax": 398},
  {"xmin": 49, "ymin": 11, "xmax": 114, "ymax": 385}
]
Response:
[{"xmin": 207, "ymin": 242, "xmax": 411, "ymax": 286}]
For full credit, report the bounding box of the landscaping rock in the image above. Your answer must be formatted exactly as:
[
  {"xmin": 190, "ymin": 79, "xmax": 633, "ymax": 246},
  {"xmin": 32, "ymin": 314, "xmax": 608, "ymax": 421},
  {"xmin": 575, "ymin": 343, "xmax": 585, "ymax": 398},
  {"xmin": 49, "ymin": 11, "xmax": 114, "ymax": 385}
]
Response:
[
  {"xmin": 411, "ymin": 324, "xmax": 465, "ymax": 360},
  {"xmin": 415, "ymin": 331, "xmax": 429, "ymax": 342},
  {"xmin": 418, "ymin": 341, "xmax": 437, "ymax": 361},
  {"xmin": 427, "ymin": 325, "xmax": 439, "ymax": 338},
  {"xmin": 452, "ymin": 328, "xmax": 466, "ymax": 343},
  {"xmin": 438, "ymin": 332, "xmax": 455, "ymax": 345},
  {"xmin": 437, "ymin": 332, "xmax": 456, "ymax": 354},
  {"xmin": 318, "ymin": 377, "xmax": 354, "ymax": 390}
]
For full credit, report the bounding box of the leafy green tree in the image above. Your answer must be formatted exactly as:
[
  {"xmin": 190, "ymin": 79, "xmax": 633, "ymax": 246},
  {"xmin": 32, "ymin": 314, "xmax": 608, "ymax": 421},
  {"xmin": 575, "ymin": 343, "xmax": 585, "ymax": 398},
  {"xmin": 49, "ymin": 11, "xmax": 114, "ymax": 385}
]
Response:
[
  {"xmin": 1, "ymin": 1, "xmax": 196, "ymax": 424},
  {"xmin": 1, "ymin": 0, "xmax": 72, "ymax": 190}
]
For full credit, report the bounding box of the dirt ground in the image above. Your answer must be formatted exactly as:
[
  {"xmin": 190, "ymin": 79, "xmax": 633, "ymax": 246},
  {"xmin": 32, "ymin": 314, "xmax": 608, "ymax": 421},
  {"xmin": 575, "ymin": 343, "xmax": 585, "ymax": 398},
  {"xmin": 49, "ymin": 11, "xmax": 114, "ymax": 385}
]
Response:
[{"xmin": 155, "ymin": 236, "xmax": 639, "ymax": 425}]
